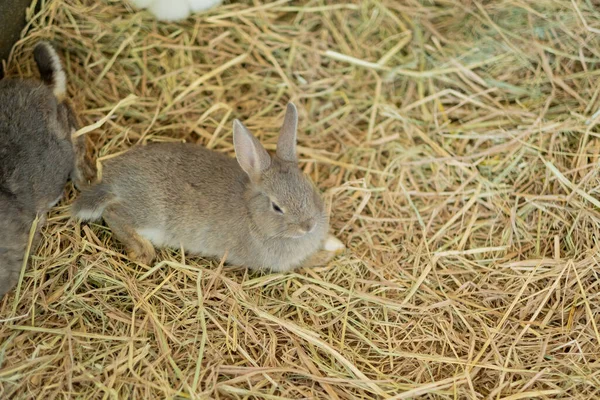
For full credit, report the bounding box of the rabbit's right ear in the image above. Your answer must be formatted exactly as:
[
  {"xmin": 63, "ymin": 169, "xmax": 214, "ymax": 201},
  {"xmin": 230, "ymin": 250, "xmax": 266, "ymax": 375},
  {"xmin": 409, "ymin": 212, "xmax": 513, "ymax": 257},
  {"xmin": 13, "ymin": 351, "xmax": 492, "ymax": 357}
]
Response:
[
  {"xmin": 233, "ymin": 120, "xmax": 271, "ymax": 179},
  {"xmin": 276, "ymin": 103, "xmax": 298, "ymax": 162}
]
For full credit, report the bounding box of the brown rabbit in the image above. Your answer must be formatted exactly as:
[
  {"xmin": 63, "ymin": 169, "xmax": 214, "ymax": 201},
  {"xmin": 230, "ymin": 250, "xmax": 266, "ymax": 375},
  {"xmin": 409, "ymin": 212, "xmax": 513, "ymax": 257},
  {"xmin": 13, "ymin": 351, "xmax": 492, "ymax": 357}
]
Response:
[
  {"xmin": 0, "ymin": 41, "xmax": 95, "ymax": 299},
  {"xmin": 73, "ymin": 103, "xmax": 344, "ymax": 271}
]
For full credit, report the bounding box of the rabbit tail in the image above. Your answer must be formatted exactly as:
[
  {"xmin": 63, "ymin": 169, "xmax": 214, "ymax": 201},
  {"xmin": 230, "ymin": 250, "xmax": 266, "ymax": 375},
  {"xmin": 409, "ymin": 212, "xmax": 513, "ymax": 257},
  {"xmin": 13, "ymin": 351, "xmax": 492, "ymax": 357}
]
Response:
[{"xmin": 33, "ymin": 41, "xmax": 67, "ymax": 101}]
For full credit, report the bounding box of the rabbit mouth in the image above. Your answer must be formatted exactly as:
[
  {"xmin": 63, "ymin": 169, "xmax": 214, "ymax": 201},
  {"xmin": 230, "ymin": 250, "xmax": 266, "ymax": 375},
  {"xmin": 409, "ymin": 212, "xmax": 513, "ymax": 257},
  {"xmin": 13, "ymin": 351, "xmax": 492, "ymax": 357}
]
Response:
[
  {"xmin": 287, "ymin": 229, "xmax": 314, "ymax": 239},
  {"xmin": 288, "ymin": 233, "xmax": 307, "ymax": 239}
]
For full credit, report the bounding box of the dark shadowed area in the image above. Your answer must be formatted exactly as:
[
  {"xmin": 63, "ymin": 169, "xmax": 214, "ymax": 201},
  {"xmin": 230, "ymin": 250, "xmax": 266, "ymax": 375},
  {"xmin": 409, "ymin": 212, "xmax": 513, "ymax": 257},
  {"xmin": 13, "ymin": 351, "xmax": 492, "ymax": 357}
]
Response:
[{"xmin": 0, "ymin": 0, "xmax": 32, "ymax": 78}]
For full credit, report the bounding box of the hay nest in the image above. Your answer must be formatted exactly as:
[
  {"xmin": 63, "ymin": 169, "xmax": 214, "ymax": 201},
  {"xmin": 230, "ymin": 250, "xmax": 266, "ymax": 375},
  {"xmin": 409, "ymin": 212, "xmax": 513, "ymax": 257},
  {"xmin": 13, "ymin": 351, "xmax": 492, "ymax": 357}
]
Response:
[{"xmin": 1, "ymin": 0, "xmax": 600, "ymax": 398}]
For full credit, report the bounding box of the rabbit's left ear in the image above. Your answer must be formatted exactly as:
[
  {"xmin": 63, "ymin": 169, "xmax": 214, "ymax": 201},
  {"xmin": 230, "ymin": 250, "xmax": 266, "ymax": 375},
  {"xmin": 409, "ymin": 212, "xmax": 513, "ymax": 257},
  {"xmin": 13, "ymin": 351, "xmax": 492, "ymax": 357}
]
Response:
[
  {"xmin": 233, "ymin": 119, "xmax": 271, "ymax": 179},
  {"xmin": 276, "ymin": 103, "xmax": 298, "ymax": 162}
]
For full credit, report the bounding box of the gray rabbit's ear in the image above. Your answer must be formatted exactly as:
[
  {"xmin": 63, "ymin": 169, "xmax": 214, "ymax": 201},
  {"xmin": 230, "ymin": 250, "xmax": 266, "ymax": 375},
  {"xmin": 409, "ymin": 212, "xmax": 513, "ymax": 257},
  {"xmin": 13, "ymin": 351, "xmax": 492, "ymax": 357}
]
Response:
[
  {"xmin": 276, "ymin": 103, "xmax": 298, "ymax": 162},
  {"xmin": 233, "ymin": 119, "xmax": 271, "ymax": 178}
]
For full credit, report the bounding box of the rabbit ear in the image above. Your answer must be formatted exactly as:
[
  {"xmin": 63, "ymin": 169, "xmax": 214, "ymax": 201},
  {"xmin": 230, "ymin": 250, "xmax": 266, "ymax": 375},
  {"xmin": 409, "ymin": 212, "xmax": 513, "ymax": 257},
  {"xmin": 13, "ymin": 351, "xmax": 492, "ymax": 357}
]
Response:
[
  {"xmin": 276, "ymin": 103, "xmax": 298, "ymax": 162},
  {"xmin": 233, "ymin": 119, "xmax": 271, "ymax": 178}
]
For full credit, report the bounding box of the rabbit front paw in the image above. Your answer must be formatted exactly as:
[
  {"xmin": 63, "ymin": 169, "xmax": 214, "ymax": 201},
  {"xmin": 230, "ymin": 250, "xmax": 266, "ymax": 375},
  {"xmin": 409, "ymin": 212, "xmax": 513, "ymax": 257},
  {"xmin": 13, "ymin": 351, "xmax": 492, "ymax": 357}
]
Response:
[
  {"xmin": 299, "ymin": 236, "xmax": 345, "ymax": 269},
  {"xmin": 324, "ymin": 235, "xmax": 345, "ymax": 254}
]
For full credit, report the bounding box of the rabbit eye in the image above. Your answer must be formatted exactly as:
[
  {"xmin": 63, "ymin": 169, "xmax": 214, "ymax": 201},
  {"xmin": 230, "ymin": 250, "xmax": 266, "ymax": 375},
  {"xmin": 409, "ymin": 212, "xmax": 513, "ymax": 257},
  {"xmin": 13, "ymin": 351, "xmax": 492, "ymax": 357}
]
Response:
[{"xmin": 272, "ymin": 202, "xmax": 284, "ymax": 214}]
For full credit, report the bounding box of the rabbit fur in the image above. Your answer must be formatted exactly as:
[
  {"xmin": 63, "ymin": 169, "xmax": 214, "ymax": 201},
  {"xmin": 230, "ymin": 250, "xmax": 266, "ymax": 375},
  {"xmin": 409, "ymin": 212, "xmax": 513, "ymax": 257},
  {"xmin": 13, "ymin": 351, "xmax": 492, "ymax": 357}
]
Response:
[
  {"xmin": 0, "ymin": 41, "xmax": 96, "ymax": 299},
  {"xmin": 73, "ymin": 103, "xmax": 344, "ymax": 272},
  {"xmin": 128, "ymin": 0, "xmax": 223, "ymax": 21}
]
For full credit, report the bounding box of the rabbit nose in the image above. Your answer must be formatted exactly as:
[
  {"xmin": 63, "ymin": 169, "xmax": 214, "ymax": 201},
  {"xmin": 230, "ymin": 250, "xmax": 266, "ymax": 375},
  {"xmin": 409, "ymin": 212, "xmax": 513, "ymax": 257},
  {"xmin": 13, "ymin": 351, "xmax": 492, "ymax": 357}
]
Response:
[{"xmin": 300, "ymin": 219, "xmax": 316, "ymax": 234}]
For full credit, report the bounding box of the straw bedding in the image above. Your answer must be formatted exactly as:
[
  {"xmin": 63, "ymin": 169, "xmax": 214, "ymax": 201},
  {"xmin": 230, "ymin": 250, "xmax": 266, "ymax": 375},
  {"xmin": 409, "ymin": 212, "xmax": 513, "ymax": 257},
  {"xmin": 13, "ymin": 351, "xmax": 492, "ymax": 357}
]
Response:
[{"xmin": 1, "ymin": 0, "xmax": 599, "ymax": 398}]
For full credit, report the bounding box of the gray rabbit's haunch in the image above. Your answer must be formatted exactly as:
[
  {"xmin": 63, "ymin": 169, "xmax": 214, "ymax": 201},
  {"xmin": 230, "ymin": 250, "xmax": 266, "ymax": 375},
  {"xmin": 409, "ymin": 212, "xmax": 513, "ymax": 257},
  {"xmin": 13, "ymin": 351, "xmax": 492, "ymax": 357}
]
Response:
[
  {"xmin": 74, "ymin": 103, "xmax": 344, "ymax": 271},
  {"xmin": 0, "ymin": 42, "xmax": 95, "ymax": 299}
]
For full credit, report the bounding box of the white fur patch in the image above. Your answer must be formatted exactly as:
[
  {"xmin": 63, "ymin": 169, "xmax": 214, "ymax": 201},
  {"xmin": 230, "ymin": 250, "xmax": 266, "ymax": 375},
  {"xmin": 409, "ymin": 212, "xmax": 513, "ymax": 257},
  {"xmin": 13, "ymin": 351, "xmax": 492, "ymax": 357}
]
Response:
[
  {"xmin": 324, "ymin": 235, "xmax": 345, "ymax": 253},
  {"xmin": 137, "ymin": 227, "xmax": 167, "ymax": 247},
  {"xmin": 129, "ymin": 0, "xmax": 221, "ymax": 20},
  {"xmin": 40, "ymin": 42, "xmax": 66, "ymax": 99},
  {"xmin": 75, "ymin": 207, "xmax": 104, "ymax": 222},
  {"xmin": 148, "ymin": 0, "xmax": 191, "ymax": 21}
]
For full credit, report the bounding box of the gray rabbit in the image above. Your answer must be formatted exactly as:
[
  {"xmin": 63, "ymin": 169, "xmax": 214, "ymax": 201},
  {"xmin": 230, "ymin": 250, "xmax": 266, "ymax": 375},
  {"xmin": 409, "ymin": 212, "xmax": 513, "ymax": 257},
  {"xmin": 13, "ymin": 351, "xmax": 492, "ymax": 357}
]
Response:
[
  {"xmin": 73, "ymin": 103, "xmax": 344, "ymax": 271},
  {"xmin": 0, "ymin": 42, "xmax": 95, "ymax": 299}
]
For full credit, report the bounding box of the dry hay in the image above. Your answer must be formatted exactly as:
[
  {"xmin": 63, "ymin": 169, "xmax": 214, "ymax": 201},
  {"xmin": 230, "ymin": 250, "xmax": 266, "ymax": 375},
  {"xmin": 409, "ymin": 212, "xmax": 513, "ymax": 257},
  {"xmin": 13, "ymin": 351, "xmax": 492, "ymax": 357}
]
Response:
[{"xmin": 1, "ymin": 0, "xmax": 600, "ymax": 398}]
